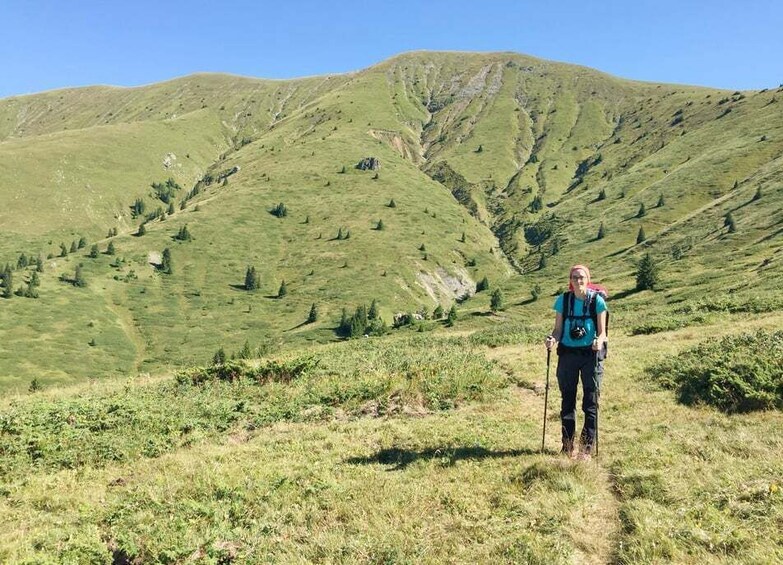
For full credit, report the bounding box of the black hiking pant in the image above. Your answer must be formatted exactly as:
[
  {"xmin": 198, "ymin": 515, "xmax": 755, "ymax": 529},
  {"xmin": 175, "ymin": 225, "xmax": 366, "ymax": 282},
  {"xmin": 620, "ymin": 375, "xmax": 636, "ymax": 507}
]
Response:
[{"xmin": 556, "ymin": 347, "xmax": 604, "ymax": 449}]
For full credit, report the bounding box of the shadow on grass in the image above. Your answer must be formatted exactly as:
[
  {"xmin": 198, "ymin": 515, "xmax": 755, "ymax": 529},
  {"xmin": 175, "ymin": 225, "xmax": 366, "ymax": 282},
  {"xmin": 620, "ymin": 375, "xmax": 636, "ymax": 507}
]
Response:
[{"xmin": 346, "ymin": 446, "xmax": 540, "ymax": 471}]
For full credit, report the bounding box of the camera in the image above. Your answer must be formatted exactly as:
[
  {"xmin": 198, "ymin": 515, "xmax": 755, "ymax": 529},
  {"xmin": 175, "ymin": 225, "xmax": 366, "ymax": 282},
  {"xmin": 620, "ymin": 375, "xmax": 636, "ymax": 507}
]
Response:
[{"xmin": 569, "ymin": 325, "xmax": 587, "ymax": 340}]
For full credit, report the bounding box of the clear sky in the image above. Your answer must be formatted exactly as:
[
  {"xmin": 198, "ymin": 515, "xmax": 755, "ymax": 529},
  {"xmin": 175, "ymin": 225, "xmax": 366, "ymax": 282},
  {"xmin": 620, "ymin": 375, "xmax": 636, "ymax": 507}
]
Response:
[{"xmin": 1, "ymin": 0, "xmax": 781, "ymax": 99}]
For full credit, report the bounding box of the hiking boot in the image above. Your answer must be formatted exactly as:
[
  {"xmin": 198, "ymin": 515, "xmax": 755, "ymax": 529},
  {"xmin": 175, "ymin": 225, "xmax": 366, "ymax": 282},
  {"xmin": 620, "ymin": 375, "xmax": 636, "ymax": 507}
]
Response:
[
  {"xmin": 575, "ymin": 444, "xmax": 593, "ymax": 461},
  {"xmin": 561, "ymin": 440, "xmax": 574, "ymax": 456}
]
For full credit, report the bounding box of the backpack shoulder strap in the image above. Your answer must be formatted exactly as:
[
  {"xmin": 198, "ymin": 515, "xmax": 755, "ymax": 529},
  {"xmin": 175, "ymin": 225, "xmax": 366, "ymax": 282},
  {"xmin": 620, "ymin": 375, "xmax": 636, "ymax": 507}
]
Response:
[{"xmin": 562, "ymin": 291, "xmax": 573, "ymax": 319}]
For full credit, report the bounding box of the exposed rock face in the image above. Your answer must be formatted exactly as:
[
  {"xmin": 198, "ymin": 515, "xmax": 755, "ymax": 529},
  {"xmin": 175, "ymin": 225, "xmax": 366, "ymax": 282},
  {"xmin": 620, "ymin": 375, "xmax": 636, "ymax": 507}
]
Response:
[{"xmin": 355, "ymin": 157, "xmax": 381, "ymax": 171}]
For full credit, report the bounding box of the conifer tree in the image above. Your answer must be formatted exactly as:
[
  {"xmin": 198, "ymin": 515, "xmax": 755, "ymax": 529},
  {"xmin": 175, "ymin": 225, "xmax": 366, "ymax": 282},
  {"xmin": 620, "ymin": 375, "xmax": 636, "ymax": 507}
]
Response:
[
  {"xmin": 597, "ymin": 188, "xmax": 607, "ymax": 201},
  {"xmin": 337, "ymin": 227, "xmax": 343, "ymax": 240},
  {"xmin": 35, "ymin": 256, "xmax": 44, "ymax": 272},
  {"xmin": 168, "ymin": 202, "xmax": 175, "ymax": 215},
  {"xmin": 277, "ymin": 280, "xmax": 287, "ymax": 298},
  {"xmin": 368, "ymin": 299, "xmax": 379, "ymax": 320},
  {"xmin": 137, "ymin": 223, "xmax": 146, "ymax": 236},
  {"xmin": 307, "ymin": 303, "xmax": 318, "ymax": 324},
  {"xmin": 77, "ymin": 237, "xmax": 87, "ymax": 249},
  {"xmin": 597, "ymin": 222, "xmax": 606, "ymax": 240},
  {"xmin": 490, "ymin": 289, "xmax": 504, "ymax": 312},
  {"xmin": 17, "ymin": 253, "xmax": 28, "ymax": 269},
  {"xmin": 388, "ymin": 199, "xmax": 396, "ymax": 208},
  {"xmin": 237, "ymin": 341, "xmax": 253, "ymax": 360},
  {"xmin": 725, "ymin": 212, "xmax": 737, "ymax": 233},
  {"xmin": 752, "ymin": 187, "xmax": 762, "ymax": 202},
  {"xmin": 107, "ymin": 241, "xmax": 116, "ymax": 255},
  {"xmin": 212, "ymin": 347, "xmax": 226, "ymax": 366},
  {"xmin": 538, "ymin": 254, "xmax": 547, "ymax": 270},
  {"xmin": 657, "ymin": 194, "xmax": 665, "ymax": 208},
  {"xmin": 74, "ymin": 264, "xmax": 87, "ymax": 287},
  {"xmin": 636, "ymin": 253, "xmax": 660, "ymax": 291},
  {"xmin": 376, "ymin": 219, "xmax": 384, "ymax": 230},
  {"xmin": 60, "ymin": 243, "xmax": 68, "ymax": 257},
  {"xmin": 30, "ymin": 270, "xmax": 40, "ymax": 288},
  {"xmin": 460, "ymin": 232, "xmax": 466, "ymax": 243},
  {"xmin": 244, "ymin": 266, "xmax": 260, "ymax": 291},
  {"xmin": 433, "ymin": 304, "xmax": 444, "ymax": 319},
  {"xmin": 419, "ymin": 243, "xmax": 426, "ymax": 252},
  {"xmin": 175, "ymin": 224, "xmax": 192, "ymax": 241},
  {"xmin": 637, "ymin": 203, "xmax": 646, "ymax": 218},
  {"xmin": 161, "ymin": 248, "xmax": 173, "ymax": 274},
  {"xmin": 636, "ymin": 226, "xmax": 647, "ymax": 244},
  {"xmin": 476, "ymin": 276, "xmax": 489, "ymax": 292},
  {"xmin": 89, "ymin": 244, "xmax": 99, "ymax": 258},
  {"xmin": 2, "ymin": 268, "xmax": 12, "ymax": 299},
  {"xmin": 446, "ymin": 304, "xmax": 457, "ymax": 327},
  {"xmin": 70, "ymin": 241, "xmax": 78, "ymax": 253}
]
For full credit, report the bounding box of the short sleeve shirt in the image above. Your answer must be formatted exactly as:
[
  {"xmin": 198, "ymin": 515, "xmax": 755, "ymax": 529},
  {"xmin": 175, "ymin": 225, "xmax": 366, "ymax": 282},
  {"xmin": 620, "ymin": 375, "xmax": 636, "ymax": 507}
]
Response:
[{"xmin": 554, "ymin": 292, "xmax": 608, "ymax": 348}]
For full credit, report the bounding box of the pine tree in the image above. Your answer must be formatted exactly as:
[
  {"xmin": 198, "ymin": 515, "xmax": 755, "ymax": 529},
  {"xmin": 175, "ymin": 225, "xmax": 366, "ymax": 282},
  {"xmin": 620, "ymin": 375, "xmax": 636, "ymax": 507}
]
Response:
[
  {"xmin": 74, "ymin": 264, "xmax": 87, "ymax": 287},
  {"xmin": 2, "ymin": 268, "xmax": 12, "ymax": 299},
  {"xmin": 597, "ymin": 222, "xmax": 606, "ymax": 240},
  {"xmin": 376, "ymin": 219, "xmax": 384, "ymax": 230},
  {"xmin": 161, "ymin": 248, "xmax": 173, "ymax": 274},
  {"xmin": 636, "ymin": 226, "xmax": 647, "ymax": 244},
  {"xmin": 433, "ymin": 304, "xmax": 444, "ymax": 319},
  {"xmin": 636, "ymin": 253, "xmax": 660, "ymax": 291},
  {"xmin": 476, "ymin": 276, "xmax": 489, "ymax": 292},
  {"xmin": 237, "ymin": 340, "xmax": 253, "ymax": 360},
  {"xmin": 490, "ymin": 289, "xmax": 504, "ymax": 312},
  {"xmin": 307, "ymin": 303, "xmax": 318, "ymax": 324},
  {"xmin": 338, "ymin": 308, "xmax": 350, "ymax": 336},
  {"xmin": 212, "ymin": 347, "xmax": 226, "ymax": 366},
  {"xmin": 107, "ymin": 241, "xmax": 116, "ymax": 255},
  {"xmin": 446, "ymin": 304, "xmax": 457, "ymax": 327},
  {"xmin": 59, "ymin": 243, "xmax": 68, "ymax": 257},
  {"xmin": 137, "ymin": 223, "xmax": 146, "ymax": 236},
  {"xmin": 337, "ymin": 227, "xmax": 343, "ymax": 240},
  {"xmin": 637, "ymin": 203, "xmax": 646, "ymax": 218},
  {"xmin": 725, "ymin": 212, "xmax": 737, "ymax": 233},
  {"xmin": 168, "ymin": 202, "xmax": 175, "ymax": 215},
  {"xmin": 35, "ymin": 256, "xmax": 44, "ymax": 272},
  {"xmin": 419, "ymin": 243, "xmax": 426, "ymax": 252},
  {"xmin": 388, "ymin": 199, "xmax": 396, "ymax": 208},
  {"xmin": 30, "ymin": 270, "xmax": 40, "ymax": 288},
  {"xmin": 752, "ymin": 187, "xmax": 762, "ymax": 202},
  {"xmin": 68, "ymin": 241, "xmax": 76, "ymax": 254},
  {"xmin": 277, "ymin": 280, "xmax": 287, "ymax": 298},
  {"xmin": 77, "ymin": 237, "xmax": 87, "ymax": 249},
  {"xmin": 657, "ymin": 194, "xmax": 665, "ymax": 208},
  {"xmin": 538, "ymin": 254, "xmax": 547, "ymax": 270},
  {"xmin": 175, "ymin": 224, "xmax": 192, "ymax": 241},
  {"xmin": 17, "ymin": 253, "xmax": 28, "ymax": 269},
  {"xmin": 89, "ymin": 244, "xmax": 99, "ymax": 258},
  {"xmin": 597, "ymin": 188, "xmax": 607, "ymax": 201},
  {"xmin": 244, "ymin": 266, "xmax": 260, "ymax": 291},
  {"xmin": 460, "ymin": 232, "xmax": 466, "ymax": 243},
  {"xmin": 368, "ymin": 299, "xmax": 379, "ymax": 320}
]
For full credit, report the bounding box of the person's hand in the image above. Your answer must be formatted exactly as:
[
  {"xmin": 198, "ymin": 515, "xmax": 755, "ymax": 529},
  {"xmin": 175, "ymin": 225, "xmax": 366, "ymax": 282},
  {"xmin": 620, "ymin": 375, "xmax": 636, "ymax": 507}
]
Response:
[
  {"xmin": 592, "ymin": 338, "xmax": 605, "ymax": 351},
  {"xmin": 545, "ymin": 335, "xmax": 556, "ymax": 350}
]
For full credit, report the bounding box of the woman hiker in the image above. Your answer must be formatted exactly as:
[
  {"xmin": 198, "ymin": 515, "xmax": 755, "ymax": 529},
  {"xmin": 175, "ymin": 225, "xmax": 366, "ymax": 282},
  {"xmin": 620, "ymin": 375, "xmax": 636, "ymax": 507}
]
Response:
[{"xmin": 544, "ymin": 264, "xmax": 608, "ymax": 461}]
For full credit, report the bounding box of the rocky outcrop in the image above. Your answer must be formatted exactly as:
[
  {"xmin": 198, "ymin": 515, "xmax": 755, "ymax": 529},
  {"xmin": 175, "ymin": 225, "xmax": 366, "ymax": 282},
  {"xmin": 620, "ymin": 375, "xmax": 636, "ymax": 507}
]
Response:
[{"xmin": 355, "ymin": 157, "xmax": 381, "ymax": 171}]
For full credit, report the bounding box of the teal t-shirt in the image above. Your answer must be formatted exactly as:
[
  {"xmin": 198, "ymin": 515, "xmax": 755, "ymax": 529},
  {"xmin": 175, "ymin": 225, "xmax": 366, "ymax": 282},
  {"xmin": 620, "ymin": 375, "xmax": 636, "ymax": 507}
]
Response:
[{"xmin": 554, "ymin": 292, "xmax": 608, "ymax": 348}]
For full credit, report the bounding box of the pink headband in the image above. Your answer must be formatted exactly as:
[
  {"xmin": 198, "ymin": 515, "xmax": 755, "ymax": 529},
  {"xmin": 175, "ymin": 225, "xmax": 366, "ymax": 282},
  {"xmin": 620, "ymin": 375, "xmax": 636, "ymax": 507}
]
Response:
[{"xmin": 568, "ymin": 264, "xmax": 591, "ymax": 291}]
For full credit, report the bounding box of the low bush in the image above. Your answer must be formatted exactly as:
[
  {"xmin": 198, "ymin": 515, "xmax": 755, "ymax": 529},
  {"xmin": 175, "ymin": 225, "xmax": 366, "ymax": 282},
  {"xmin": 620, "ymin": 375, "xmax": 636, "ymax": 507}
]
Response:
[{"xmin": 647, "ymin": 330, "xmax": 783, "ymax": 412}]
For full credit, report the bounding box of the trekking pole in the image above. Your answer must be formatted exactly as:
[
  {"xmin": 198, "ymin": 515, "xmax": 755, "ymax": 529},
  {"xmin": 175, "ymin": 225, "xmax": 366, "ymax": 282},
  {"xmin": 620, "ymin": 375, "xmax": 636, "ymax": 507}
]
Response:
[
  {"xmin": 593, "ymin": 343, "xmax": 600, "ymax": 457},
  {"xmin": 541, "ymin": 348, "xmax": 551, "ymax": 453}
]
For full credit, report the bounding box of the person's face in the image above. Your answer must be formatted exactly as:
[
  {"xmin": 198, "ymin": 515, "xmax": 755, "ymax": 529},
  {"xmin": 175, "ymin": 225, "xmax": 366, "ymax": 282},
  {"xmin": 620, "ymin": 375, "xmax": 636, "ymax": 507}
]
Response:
[{"xmin": 570, "ymin": 269, "xmax": 588, "ymax": 292}]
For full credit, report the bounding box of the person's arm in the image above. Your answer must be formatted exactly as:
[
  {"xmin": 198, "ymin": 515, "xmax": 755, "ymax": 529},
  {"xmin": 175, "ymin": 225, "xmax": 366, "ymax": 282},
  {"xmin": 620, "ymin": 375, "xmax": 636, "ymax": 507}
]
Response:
[
  {"xmin": 545, "ymin": 312, "xmax": 563, "ymax": 350},
  {"xmin": 592, "ymin": 311, "xmax": 607, "ymax": 350}
]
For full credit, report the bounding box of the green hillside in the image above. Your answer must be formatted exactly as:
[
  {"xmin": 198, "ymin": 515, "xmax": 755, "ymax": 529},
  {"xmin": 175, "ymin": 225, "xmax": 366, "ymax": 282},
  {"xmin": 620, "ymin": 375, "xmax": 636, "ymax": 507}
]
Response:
[
  {"xmin": 0, "ymin": 50, "xmax": 781, "ymax": 387},
  {"xmin": 1, "ymin": 50, "xmax": 782, "ymax": 563}
]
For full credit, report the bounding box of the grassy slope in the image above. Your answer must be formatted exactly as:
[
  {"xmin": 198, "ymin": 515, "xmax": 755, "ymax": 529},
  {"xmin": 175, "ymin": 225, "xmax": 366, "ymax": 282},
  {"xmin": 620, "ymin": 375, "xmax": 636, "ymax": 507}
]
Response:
[
  {"xmin": 0, "ymin": 311, "xmax": 780, "ymax": 563},
  {"xmin": 0, "ymin": 50, "xmax": 781, "ymax": 387}
]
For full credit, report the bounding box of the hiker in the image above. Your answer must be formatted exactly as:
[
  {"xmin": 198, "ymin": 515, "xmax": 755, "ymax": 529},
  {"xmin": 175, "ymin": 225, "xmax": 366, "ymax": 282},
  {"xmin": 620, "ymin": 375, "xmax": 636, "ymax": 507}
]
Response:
[{"xmin": 544, "ymin": 264, "xmax": 608, "ymax": 460}]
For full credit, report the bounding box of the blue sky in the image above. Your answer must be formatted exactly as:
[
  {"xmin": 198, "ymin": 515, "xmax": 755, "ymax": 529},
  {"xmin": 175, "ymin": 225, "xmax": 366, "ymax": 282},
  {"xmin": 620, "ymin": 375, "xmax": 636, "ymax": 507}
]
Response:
[{"xmin": 1, "ymin": 0, "xmax": 781, "ymax": 98}]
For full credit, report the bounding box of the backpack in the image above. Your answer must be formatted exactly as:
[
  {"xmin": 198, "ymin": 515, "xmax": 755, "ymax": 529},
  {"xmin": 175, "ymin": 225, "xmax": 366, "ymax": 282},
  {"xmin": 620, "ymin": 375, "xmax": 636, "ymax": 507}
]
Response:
[{"xmin": 562, "ymin": 285, "xmax": 609, "ymax": 354}]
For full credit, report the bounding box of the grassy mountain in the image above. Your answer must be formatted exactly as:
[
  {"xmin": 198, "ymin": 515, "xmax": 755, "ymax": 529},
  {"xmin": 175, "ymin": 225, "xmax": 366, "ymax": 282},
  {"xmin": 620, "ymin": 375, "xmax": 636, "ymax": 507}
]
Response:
[
  {"xmin": 1, "ymin": 51, "xmax": 782, "ymax": 563},
  {"xmin": 0, "ymin": 51, "xmax": 781, "ymax": 386}
]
